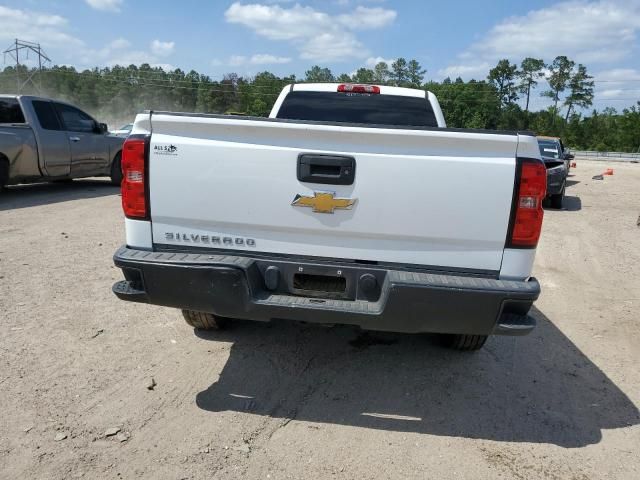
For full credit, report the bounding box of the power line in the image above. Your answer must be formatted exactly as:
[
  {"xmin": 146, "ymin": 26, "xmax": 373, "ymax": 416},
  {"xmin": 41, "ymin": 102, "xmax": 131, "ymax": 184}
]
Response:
[{"xmin": 2, "ymin": 39, "xmax": 51, "ymax": 93}]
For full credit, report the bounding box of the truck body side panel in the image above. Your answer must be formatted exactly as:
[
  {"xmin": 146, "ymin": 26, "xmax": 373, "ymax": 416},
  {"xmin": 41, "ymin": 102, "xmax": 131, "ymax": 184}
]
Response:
[{"xmin": 0, "ymin": 125, "xmax": 40, "ymax": 180}]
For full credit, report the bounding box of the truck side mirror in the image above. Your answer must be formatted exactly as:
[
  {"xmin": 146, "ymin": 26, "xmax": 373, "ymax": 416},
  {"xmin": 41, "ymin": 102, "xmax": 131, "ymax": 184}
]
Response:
[
  {"xmin": 564, "ymin": 152, "xmax": 574, "ymax": 161},
  {"xmin": 96, "ymin": 122, "xmax": 108, "ymax": 134}
]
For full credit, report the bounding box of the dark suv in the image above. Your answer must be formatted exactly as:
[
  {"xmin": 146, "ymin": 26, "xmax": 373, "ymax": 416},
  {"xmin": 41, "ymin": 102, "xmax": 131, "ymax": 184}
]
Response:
[{"xmin": 537, "ymin": 136, "xmax": 573, "ymax": 209}]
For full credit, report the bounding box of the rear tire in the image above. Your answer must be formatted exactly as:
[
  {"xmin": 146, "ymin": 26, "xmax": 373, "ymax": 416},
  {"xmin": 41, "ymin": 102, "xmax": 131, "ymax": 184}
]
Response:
[
  {"xmin": 110, "ymin": 152, "xmax": 122, "ymax": 186},
  {"xmin": 550, "ymin": 191, "xmax": 564, "ymax": 209},
  {"xmin": 447, "ymin": 334, "xmax": 488, "ymax": 351},
  {"xmin": 181, "ymin": 310, "xmax": 229, "ymax": 330}
]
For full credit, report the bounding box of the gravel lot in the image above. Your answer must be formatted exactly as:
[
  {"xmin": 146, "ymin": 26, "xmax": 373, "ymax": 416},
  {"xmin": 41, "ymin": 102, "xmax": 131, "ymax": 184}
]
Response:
[{"xmin": 1, "ymin": 160, "xmax": 639, "ymax": 479}]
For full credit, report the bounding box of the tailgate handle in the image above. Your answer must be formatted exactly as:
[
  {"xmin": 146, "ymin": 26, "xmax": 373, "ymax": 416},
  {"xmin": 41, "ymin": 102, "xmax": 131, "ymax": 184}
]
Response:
[{"xmin": 297, "ymin": 154, "xmax": 356, "ymax": 185}]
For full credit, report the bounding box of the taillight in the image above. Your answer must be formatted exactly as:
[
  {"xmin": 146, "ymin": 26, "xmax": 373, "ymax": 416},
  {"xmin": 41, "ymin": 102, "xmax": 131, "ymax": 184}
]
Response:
[
  {"xmin": 508, "ymin": 158, "xmax": 547, "ymax": 248},
  {"xmin": 337, "ymin": 84, "xmax": 380, "ymax": 94},
  {"xmin": 121, "ymin": 134, "xmax": 149, "ymax": 219}
]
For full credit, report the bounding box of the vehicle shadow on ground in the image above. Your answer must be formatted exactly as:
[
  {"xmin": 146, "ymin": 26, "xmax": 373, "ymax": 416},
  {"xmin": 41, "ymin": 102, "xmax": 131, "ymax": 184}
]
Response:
[
  {"xmin": 195, "ymin": 307, "xmax": 639, "ymax": 448},
  {"xmin": 544, "ymin": 196, "xmax": 582, "ymax": 212},
  {"xmin": 0, "ymin": 179, "xmax": 118, "ymax": 211},
  {"xmin": 562, "ymin": 196, "xmax": 582, "ymax": 211}
]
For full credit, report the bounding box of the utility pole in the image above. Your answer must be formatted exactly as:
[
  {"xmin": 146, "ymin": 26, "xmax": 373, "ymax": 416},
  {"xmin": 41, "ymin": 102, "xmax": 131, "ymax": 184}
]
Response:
[{"xmin": 3, "ymin": 38, "xmax": 51, "ymax": 94}]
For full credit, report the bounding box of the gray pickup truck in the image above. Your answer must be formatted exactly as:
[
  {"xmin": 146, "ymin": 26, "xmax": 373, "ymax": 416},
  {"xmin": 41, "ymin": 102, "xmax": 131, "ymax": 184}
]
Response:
[{"xmin": 0, "ymin": 95, "xmax": 124, "ymax": 188}]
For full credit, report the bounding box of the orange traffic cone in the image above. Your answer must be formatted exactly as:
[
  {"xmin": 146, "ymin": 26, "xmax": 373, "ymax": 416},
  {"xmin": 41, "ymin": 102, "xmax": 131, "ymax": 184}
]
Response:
[{"xmin": 604, "ymin": 168, "xmax": 614, "ymax": 176}]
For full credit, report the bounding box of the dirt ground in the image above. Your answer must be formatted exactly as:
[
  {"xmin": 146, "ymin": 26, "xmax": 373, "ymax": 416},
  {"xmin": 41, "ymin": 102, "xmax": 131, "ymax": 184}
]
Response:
[{"xmin": 1, "ymin": 160, "xmax": 638, "ymax": 480}]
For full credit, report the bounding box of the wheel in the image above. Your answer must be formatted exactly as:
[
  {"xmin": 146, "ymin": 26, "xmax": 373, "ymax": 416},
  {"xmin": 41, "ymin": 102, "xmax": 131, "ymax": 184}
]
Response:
[
  {"xmin": 0, "ymin": 157, "xmax": 8, "ymax": 190},
  {"xmin": 181, "ymin": 310, "xmax": 229, "ymax": 330},
  {"xmin": 550, "ymin": 191, "xmax": 564, "ymax": 209},
  {"xmin": 447, "ymin": 334, "xmax": 488, "ymax": 351},
  {"xmin": 110, "ymin": 152, "xmax": 122, "ymax": 186}
]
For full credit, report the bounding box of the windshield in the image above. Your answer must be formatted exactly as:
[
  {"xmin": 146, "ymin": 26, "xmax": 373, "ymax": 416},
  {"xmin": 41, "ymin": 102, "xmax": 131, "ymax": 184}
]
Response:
[
  {"xmin": 119, "ymin": 123, "xmax": 133, "ymax": 131},
  {"xmin": 276, "ymin": 91, "xmax": 438, "ymax": 127},
  {"xmin": 538, "ymin": 140, "xmax": 560, "ymax": 159}
]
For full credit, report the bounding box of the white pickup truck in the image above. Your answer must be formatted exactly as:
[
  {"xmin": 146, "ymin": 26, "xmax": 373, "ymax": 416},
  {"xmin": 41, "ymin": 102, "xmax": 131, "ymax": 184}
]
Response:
[{"xmin": 112, "ymin": 83, "xmax": 546, "ymax": 351}]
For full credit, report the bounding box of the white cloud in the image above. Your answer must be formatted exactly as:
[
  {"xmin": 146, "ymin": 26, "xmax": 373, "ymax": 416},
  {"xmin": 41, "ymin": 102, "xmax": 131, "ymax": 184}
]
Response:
[
  {"xmin": 592, "ymin": 68, "xmax": 640, "ymax": 105},
  {"xmin": 224, "ymin": 2, "xmax": 396, "ymax": 62},
  {"xmin": 85, "ymin": 0, "xmax": 124, "ymax": 12},
  {"xmin": 228, "ymin": 56, "xmax": 246, "ymax": 66},
  {"xmin": 599, "ymin": 89, "xmax": 623, "ymax": 98},
  {"xmin": 247, "ymin": 54, "xmax": 291, "ymax": 64},
  {"xmin": 439, "ymin": 1, "xmax": 640, "ymax": 80},
  {"xmin": 337, "ymin": 6, "xmax": 396, "ymax": 29},
  {"xmin": 0, "ymin": 5, "xmax": 171, "ymax": 71},
  {"xmin": 437, "ymin": 62, "xmax": 492, "ymax": 80},
  {"xmin": 219, "ymin": 54, "xmax": 292, "ymax": 67},
  {"xmin": 334, "ymin": 0, "xmax": 389, "ymax": 5},
  {"xmin": 77, "ymin": 37, "xmax": 172, "ymax": 70},
  {"xmin": 108, "ymin": 38, "xmax": 131, "ymax": 50},
  {"xmin": 365, "ymin": 56, "xmax": 395, "ymax": 67},
  {"xmin": 150, "ymin": 40, "xmax": 175, "ymax": 57},
  {"xmin": 298, "ymin": 32, "xmax": 365, "ymax": 62},
  {"xmin": 0, "ymin": 6, "xmax": 83, "ymax": 50},
  {"xmin": 595, "ymin": 68, "xmax": 640, "ymax": 83},
  {"xmin": 225, "ymin": 3, "xmax": 333, "ymax": 41}
]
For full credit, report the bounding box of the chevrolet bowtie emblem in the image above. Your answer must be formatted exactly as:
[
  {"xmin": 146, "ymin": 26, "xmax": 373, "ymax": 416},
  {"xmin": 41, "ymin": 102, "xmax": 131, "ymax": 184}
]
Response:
[{"xmin": 291, "ymin": 192, "xmax": 356, "ymax": 214}]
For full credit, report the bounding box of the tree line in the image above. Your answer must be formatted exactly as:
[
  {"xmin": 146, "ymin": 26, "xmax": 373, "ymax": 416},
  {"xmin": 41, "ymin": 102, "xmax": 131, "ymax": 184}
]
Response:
[{"xmin": 0, "ymin": 56, "xmax": 638, "ymax": 152}]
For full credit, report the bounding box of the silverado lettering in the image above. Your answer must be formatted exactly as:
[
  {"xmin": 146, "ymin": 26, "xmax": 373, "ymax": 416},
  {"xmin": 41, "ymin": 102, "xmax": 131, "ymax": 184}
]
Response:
[{"xmin": 165, "ymin": 232, "xmax": 255, "ymax": 246}]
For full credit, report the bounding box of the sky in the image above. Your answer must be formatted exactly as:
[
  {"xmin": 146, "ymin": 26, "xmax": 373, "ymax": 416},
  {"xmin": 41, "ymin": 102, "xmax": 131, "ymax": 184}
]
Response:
[{"xmin": 2, "ymin": 0, "xmax": 640, "ymax": 110}]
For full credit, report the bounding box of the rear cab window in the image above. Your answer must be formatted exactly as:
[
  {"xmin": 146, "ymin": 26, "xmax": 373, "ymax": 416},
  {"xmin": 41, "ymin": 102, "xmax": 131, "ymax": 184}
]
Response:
[
  {"xmin": 32, "ymin": 100, "xmax": 62, "ymax": 130},
  {"xmin": 538, "ymin": 140, "xmax": 561, "ymax": 159},
  {"xmin": 0, "ymin": 98, "xmax": 26, "ymax": 124},
  {"xmin": 276, "ymin": 91, "xmax": 438, "ymax": 127}
]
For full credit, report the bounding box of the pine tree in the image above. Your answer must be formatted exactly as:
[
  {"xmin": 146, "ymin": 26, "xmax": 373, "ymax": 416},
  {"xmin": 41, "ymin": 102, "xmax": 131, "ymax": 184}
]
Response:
[
  {"xmin": 517, "ymin": 58, "xmax": 545, "ymax": 113},
  {"xmin": 487, "ymin": 59, "xmax": 519, "ymax": 109},
  {"xmin": 304, "ymin": 66, "xmax": 334, "ymax": 83},
  {"xmin": 407, "ymin": 60, "xmax": 426, "ymax": 87},
  {"xmin": 564, "ymin": 64, "xmax": 594, "ymax": 121},
  {"xmin": 390, "ymin": 58, "xmax": 409, "ymax": 86},
  {"xmin": 542, "ymin": 55, "xmax": 575, "ymax": 117}
]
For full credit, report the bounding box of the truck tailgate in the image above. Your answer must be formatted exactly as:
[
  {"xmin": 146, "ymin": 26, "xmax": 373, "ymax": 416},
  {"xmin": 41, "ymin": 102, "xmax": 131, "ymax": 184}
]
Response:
[{"xmin": 148, "ymin": 114, "xmax": 520, "ymax": 272}]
